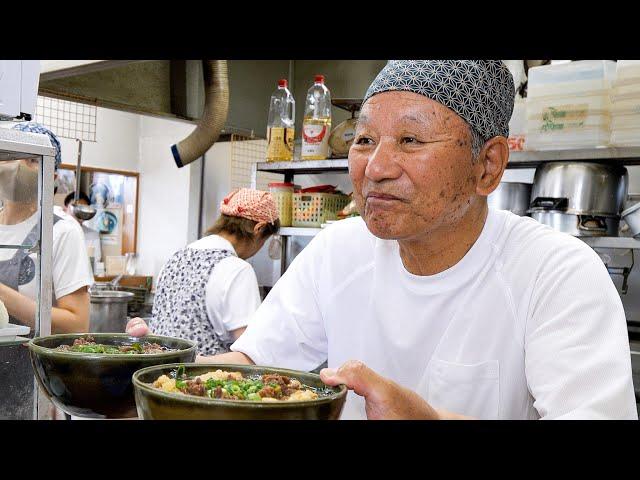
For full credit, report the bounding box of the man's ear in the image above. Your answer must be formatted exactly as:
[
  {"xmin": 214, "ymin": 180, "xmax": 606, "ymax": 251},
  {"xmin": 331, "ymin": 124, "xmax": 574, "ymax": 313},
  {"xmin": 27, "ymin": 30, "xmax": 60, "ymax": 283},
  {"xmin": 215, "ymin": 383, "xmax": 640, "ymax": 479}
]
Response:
[{"xmin": 476, "ymin": 136, "xmax": 509, "ymax": 197}]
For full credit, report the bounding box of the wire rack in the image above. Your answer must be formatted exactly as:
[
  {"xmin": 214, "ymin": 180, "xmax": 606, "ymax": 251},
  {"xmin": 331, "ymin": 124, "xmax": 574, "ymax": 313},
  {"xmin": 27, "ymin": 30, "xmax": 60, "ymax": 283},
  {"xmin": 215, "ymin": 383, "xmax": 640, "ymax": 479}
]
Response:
[
  {"xmin": 36, "ymin": 96, "xmax": 97, "ymax": 142},
  {"xmin": 230, "ymin": 133, "xmax": 280, "ymax": 190}
]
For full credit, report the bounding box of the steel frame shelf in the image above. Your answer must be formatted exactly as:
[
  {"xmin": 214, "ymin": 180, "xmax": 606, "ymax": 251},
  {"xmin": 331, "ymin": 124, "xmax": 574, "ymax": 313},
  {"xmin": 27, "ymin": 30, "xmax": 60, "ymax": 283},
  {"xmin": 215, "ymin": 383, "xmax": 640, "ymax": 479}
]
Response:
[{"xmin": 252, "ymin": 147, "xmax": 640, "ymax": 275}]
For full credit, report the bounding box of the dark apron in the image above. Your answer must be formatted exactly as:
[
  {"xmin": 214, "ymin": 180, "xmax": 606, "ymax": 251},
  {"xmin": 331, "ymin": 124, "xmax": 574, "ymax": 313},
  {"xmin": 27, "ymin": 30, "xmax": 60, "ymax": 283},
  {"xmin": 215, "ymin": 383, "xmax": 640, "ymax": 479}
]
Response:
[{"xmin": 0, "ymin": 214, "xmax": 61, "ymax": 419}]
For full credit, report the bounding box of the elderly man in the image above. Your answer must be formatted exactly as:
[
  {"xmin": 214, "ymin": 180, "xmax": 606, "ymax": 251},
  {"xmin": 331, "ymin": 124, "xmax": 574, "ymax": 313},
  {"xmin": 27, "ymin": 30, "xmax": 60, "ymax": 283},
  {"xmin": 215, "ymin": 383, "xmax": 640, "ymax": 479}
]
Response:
[{"xmin": 129, "ymin": 60, "xmax": 637, "ymax": 419}]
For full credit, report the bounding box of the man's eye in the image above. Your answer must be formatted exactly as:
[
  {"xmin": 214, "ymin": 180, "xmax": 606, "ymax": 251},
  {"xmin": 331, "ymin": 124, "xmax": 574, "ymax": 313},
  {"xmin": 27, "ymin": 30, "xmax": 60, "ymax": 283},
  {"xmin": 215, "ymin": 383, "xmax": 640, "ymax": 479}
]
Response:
[
  {"xmin": 355, "ymin": 137, "xmax": 374, "ymax": 145},
  {"xmin": 401, "ymin": 137, "xmax": 422, "ymax": 144}
]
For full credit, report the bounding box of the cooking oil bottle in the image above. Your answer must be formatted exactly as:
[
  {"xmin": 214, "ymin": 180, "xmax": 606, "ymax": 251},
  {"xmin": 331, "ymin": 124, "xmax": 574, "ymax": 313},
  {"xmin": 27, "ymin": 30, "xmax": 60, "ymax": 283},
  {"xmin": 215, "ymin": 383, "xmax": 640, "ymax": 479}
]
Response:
[
  {"xmin": 301, "ymin": 75, "xmax": 332, "ymax": 160},
  {"xmin": 266, "ymin": 79, "xmax": 295, "ymax": 162}
]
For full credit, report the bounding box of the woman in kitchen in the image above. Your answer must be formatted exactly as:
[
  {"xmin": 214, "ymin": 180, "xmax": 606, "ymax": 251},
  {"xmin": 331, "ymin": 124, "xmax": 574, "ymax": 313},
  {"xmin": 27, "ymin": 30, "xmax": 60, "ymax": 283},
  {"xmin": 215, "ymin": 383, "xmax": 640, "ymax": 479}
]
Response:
[
  {"xmin": 0, "ymin": 122, "xmax": 93, "ymax": 334},
  {"xmin": 127, "ymin": 187, "xmax": 280, "ymax": 355}
]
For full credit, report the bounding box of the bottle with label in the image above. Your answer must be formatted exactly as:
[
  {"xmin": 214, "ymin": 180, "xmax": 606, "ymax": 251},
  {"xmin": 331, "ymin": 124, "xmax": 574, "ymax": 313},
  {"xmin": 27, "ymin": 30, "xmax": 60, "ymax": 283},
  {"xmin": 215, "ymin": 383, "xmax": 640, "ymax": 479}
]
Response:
[
  {"xmin": 301, "ymin": 75, "xmax": 332, "ymax": 160},
  {"xmin": 266, "ymin": 79, "xmax": 295, "ymax": 162}
]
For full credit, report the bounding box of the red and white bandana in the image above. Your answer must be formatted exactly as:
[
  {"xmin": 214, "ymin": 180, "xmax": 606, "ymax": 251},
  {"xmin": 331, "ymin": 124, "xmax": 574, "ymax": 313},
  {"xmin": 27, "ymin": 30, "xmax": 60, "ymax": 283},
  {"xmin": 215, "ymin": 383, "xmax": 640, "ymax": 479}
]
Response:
[{"xmin": 220, "ymin": 188, "xmax": 279, "ymax": 229}]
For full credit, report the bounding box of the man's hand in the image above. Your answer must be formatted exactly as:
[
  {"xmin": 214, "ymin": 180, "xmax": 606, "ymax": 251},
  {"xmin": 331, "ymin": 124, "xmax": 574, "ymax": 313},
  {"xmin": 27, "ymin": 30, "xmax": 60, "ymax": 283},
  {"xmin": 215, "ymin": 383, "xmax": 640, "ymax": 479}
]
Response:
[
  {"xmin": 320, "ymin": 360, "xmax": 443, "ymax": 420},
  {"xmin": 125, "ymin": 317, "xmax": 150, "ymax": 337}
]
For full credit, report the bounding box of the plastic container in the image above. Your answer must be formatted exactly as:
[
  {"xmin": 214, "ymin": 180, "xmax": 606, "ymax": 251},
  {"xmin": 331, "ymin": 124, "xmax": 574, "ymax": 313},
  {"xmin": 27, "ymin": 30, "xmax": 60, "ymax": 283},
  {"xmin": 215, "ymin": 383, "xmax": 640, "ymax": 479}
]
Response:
[
  {"xmin": 610, "ymin": 128, "xmax": 640, "ymax": 147},
  {"xmin": 610, "ymin": 98, "xmax": 640, "ymax": 116},
  {"xmin": 266, "ymin": 79, "xmax": 296, "ymax": 162},
  {"xmin": 301, "ymin": 75, "xmax": 332, "ymax": 160},
  {"xmin": 527, "ymin": 113, "xmax": 610, "ymax": 134},
  {"xmin": 527, "ymin": 60, "xmax": 617, "ymax": 98},
  {"xmin": 611, "ymin": 83, "xmax": 640, "ymax": 102},
  {"xmin": 268, "ymin": 182, "xmax": 294, "ymax": 227},
  {"xmin": 526, "ymin": 127, "xmax": 611, "ymax": 150},
  {"xmin": 613, "ymin": 60, "xmax": 640, "ymax": 87},
  {"xmin": 292, "ymin": 192, "xmax": 350, "ymax": 228},
  {"xmin": 611, "ymin": 115, "xmax": 640, "ymax": 131},
  {"xmin": 527, "ymin": 94, "xmax": 610, "ymax": 120}
]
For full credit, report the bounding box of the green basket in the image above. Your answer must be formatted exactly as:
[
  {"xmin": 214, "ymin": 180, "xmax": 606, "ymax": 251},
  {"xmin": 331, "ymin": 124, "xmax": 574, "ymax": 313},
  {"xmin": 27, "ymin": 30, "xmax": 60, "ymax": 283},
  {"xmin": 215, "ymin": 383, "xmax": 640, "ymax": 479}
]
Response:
[{"xmin": 292, "ymin": 193, "xmax": 350, "ymax": 228}]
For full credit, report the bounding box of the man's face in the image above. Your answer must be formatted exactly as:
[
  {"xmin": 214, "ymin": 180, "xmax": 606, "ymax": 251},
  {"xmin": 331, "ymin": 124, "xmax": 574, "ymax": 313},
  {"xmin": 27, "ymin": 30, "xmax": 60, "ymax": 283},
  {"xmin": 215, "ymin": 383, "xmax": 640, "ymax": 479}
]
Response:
[{"xmin": 348, "ymin": 91, "xmax": 483, "ymax": 241}]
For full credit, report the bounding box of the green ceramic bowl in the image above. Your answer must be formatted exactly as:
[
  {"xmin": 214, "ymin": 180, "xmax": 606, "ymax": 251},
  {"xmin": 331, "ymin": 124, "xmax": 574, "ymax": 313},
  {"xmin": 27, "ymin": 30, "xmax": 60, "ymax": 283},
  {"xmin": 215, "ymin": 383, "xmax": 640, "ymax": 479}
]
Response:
[
  {"xmin": 133, "ymin": 363, "xmax": 348, "ymax": 420},
  {"xmin": 29, "ymin": 333, "xmax": 197, "ymax": 419}
]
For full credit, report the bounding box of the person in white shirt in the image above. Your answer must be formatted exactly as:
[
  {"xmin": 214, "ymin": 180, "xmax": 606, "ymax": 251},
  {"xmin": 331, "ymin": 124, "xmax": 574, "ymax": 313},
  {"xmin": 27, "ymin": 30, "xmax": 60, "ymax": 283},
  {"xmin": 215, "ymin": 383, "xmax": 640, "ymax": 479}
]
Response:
[
  {"xmin": 137, "ymin": 188, "xmax": 280, "ymax": 355},
  {"xmin": 128, "ymin": 61, "xmax": 637, "ymax": 420},
  {"xmin": 63, "ymin": 191, "xmax": 102, "ymax": 271},
  {"xmin": 0, "ymin": 123, "xmax": 93, "ymax": 334}
]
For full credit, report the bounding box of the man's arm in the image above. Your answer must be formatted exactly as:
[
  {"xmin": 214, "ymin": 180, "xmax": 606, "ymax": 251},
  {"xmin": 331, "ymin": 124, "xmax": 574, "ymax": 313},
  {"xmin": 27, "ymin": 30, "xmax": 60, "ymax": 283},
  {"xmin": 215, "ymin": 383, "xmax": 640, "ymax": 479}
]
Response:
[
  {"xmin": 525, "ymin": 239, "xmax": 637, "ymax": 419},
  {"xmin": 0, "ymin": 283, "xmax": 89, "ymax": 333},
  {"xmin": 196, "ymin": 350, "xmax": 254, "ymax": 364}
]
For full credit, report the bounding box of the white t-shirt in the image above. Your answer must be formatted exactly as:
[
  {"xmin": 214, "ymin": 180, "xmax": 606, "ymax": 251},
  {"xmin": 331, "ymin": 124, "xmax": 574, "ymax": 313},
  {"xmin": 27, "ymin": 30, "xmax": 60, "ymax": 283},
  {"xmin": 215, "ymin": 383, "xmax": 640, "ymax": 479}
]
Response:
[
  {"xmin": 54, "ymin": 205, "xmax": 101, "ymax": 267},
  {"xmin": 0, "ymin": 211, "xmax": 94, "ymax": 304},
  {"xmin": 232, "ymin": 209, "xmax": 638, "ymax": 420},
  {"xmin": 186, "ymin": 234, "xmax": 261, "ymax": 343}
]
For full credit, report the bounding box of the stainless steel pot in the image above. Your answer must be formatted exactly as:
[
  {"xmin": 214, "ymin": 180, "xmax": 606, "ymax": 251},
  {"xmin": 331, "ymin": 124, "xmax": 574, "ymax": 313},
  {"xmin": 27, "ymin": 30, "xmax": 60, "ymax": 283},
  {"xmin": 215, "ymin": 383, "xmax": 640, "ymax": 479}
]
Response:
[
  {"xmin": 530, "ymin": 211, "xmax": 619, "ymax": 237},
  {"xmin": 487, "ymin": 182, "xmax": 532, "ymax": 216},
  {"xmin": 622, "ymin": 202, "xmax": 640, "ymax": 238},
  {"xmin": 529, "ymin": 162, "xmax": 628, "ymax": 216},
  {"xmin": 89, "ymin": 290, "xmax": 134, "ymax": 333}
]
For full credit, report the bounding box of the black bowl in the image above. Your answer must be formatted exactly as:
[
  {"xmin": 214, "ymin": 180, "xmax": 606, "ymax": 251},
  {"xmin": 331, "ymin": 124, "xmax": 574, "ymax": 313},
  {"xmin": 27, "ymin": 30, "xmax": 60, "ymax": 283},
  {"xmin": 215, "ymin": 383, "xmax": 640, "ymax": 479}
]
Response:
[
  {"xmin": 133, "ymin": 363, "xmax": 348, "ymax": 420},
  {"xmin": 28, "ymin": 333, "xmax": 196, "ymax": 419}
]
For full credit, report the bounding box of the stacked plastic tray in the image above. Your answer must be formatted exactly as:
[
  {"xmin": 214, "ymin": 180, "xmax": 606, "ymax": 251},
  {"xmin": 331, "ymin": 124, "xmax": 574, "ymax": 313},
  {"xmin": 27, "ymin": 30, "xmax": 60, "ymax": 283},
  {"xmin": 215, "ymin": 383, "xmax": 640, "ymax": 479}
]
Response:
[
  {"xmin": 526, "ymin": 60, "xmax": 616, "ymax": 150},
  {"xmin": 610, "ymin": 61, "xmax": 640, "ymax": 147}
]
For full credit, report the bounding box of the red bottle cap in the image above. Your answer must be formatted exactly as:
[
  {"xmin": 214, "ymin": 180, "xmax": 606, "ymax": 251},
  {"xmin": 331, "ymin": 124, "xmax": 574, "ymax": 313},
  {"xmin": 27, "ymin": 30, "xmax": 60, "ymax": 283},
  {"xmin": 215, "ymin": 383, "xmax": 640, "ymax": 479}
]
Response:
[
  {"xmin": 278, "ymin": 79, "xmax": 288, "ymax": 88},
  {"xmin": 314, "ymin": 75, "xmax": 325, "ymax": 83}
]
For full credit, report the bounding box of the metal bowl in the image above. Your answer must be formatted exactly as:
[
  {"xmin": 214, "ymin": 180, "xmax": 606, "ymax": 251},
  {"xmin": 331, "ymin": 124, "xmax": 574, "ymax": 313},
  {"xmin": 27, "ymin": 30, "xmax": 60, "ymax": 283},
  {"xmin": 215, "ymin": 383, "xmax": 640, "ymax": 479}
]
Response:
[
  {"xmin": 530, "ymin": 162, "xmax": 628, "ymax": 216},
  {"xmin": 133, "ymin": 363, "xmax": 348, "ymax": 420},
  {"xmin": 28, "ymin": 333, "xmax": 197, "ymax": 419},
  {"xmin": 487, "ymin": 182, "xmax": 532, "ymax": 216},
  {"xmin": 69, "ymin": 202, "xmax": 97, "ymax": 221}
]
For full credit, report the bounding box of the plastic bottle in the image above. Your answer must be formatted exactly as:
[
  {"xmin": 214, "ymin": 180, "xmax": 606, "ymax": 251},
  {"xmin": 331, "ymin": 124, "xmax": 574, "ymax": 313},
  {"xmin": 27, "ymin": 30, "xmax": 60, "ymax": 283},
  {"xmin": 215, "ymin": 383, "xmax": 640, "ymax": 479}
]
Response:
[
  {"xmin": 266, "ymin": 79, "xmax": 295, "ymax": 162},
  {"xmin": 301, "ymin": 75, "xmax": 332, "ymax": 160}
]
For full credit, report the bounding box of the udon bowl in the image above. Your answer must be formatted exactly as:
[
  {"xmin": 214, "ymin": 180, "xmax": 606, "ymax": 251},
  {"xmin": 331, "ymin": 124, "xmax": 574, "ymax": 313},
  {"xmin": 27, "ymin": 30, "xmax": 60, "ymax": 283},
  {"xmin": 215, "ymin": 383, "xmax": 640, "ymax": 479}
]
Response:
[
  {"xmin": 133, "ymin": 363, "xmax": 348, "ymax": 420},
  {"xmin": 28, "ymin": 333, "xmax": 197, "ymax": 419}
]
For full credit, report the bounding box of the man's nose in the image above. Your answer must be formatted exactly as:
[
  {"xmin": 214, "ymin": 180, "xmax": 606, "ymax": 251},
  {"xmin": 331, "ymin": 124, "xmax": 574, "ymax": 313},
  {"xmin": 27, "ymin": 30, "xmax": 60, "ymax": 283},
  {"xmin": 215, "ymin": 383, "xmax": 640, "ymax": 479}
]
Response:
[{"xmin": 364, "ymin": 138, "xmax": 403, "ymax": 183}]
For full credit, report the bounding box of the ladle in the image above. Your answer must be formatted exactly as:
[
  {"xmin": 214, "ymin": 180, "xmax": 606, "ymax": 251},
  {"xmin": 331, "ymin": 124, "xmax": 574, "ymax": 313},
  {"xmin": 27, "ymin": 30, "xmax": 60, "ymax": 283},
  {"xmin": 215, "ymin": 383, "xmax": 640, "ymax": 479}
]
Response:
[{"xmin": 69, "ymin": 139, "xmax": 97, "ymax": 221}]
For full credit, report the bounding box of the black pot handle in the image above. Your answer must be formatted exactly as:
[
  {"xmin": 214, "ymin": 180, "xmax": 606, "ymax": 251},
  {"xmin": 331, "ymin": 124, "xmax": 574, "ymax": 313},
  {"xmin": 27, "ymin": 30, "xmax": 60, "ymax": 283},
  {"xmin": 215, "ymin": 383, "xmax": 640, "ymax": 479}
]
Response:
[{"xmin": 530, "ymin": 197, "xmax": 569, "ymax": 211}]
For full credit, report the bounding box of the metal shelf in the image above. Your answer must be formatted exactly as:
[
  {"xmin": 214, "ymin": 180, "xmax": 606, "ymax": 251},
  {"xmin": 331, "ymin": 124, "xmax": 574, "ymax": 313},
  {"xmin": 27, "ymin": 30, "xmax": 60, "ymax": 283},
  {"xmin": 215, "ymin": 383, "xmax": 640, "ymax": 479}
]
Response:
[
  {"xmin": 278, "ymin": 227, "xmax": 322, "ymax": 237},
  {"xmin": 332, "ymin": 98, "xmax": 362, "ymax": 117},
  {"xmin": 579, "ymin": 236, "xmax": 640, "ymax": 250},
  {"xmin": 257, "ymin": 148, "xmax": 640, "ymax": 173},
  {"xmin": 508, "ymin": 147, "xmax": 640, "ymax": 169},
  {"xmin": 256, "ymin": 159, "xmax": 348, "ymax": 175}
]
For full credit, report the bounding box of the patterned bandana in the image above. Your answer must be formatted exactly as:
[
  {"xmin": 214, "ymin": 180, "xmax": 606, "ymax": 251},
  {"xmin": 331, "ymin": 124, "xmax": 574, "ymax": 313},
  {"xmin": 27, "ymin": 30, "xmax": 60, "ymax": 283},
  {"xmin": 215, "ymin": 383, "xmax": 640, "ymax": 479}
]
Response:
[
  {"xmin": 11, "ymin": 122, "xmax": 62, "ymax": 169},
  {"xmin": 363, "ymin": 60, "xmax": 515, "ymax": 140},
  {"xmin": 220, "ymin": 188, "xmax": 279, "ymax": 229}
]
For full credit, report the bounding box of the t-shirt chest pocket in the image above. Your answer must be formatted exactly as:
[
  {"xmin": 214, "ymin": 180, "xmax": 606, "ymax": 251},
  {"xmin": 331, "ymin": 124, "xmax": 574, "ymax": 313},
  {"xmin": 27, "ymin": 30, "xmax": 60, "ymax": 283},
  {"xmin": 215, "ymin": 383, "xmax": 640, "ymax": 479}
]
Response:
[{"xmin": 425, "ymin": 358, "xmax": 500, "ymax": 419}]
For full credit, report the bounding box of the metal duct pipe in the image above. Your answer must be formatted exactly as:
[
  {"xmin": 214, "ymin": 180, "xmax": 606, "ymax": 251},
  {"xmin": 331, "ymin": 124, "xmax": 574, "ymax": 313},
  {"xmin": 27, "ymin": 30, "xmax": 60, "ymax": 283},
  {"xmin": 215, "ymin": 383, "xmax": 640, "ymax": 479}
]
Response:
[{"xmin": 171, "ymin": 60, "xmax": 229, "ymax": 168}]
